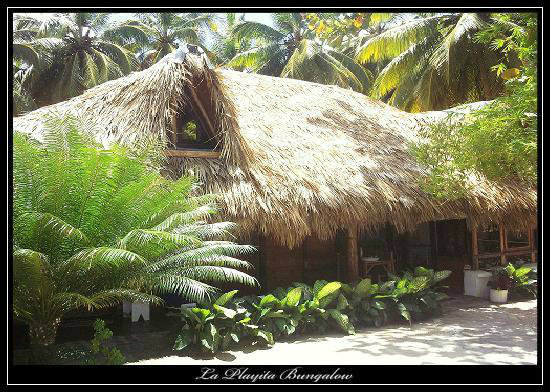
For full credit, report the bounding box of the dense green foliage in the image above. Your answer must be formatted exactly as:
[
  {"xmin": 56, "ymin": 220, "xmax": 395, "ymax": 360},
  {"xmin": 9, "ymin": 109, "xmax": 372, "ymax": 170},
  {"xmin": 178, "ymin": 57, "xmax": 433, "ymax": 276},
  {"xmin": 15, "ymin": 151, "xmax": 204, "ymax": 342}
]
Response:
[
  {"xmin": 173, "ymin": 267, "xmax": 451, "ymax": 354},
  {"xmin": 226, "ymin": 13, "xmax": 372, "ymax": 92},
  {"xmin": 13, "ymin": 12, "xmax": 535, "ymax": 116},
  {"xmin": 504, "ymin": 262, "xmax": 537, "ymax": 298},
  {"xmin": 13, "ymin": 116, "xmax": 256, "ymax": 345},
  {"xmin": 13, "ymin": 13, "xmax": 139, "ymax": 111},
  {"xmin": 354, "ymin": 13, "xmax": 510, "ymax": 111},
  {"xmin": 413, "ymin": 13, "xmax": 537, "ymax": 197}
]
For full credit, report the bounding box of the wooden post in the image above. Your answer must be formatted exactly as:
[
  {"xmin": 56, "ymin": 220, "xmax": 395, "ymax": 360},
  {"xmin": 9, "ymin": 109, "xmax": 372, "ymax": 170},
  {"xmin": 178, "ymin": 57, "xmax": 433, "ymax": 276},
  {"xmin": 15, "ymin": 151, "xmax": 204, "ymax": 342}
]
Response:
[
  {"xmin": 499, "ymin": 225, "xmax": 507, "ymax": 265},
  {"xmin": 471, "ymin": 227, "xmax": 479, "ymax": 270},
  {"xmin": 528, "ymin": 225, "xmax": 536, "ymax": 263},
  {"xmin": 346, "ymin": 226, "xmax": 360, "ymax": 282}
]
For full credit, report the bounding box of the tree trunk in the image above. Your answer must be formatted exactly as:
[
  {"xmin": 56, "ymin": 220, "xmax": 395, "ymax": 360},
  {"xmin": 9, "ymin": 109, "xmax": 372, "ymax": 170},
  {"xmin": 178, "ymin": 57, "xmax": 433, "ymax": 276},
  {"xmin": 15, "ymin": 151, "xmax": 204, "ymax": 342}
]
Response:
[{"xmin": 29, "ymin": 318, "xmax": 61, "ymax": 347}]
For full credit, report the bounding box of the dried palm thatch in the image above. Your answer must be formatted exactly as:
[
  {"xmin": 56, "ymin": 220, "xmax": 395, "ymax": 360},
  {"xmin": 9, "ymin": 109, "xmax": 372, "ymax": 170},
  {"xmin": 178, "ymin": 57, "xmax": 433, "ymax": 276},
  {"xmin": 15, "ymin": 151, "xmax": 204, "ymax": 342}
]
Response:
[{"xmin": 13, "ymin": 51, "xmax": 537, "ymax": 248}]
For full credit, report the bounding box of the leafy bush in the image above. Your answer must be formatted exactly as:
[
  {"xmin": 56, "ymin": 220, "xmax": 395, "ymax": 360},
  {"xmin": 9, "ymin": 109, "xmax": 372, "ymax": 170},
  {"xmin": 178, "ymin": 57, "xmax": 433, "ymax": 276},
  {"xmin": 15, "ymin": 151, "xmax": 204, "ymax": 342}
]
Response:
[
  {"xmin": 504, "ymin": 263, "xmax": 537, "ymax": 298},
  {"xmin": 12, "ymin": 115, "xmax": 257, "ymax": 346},
  {"xmin": 86, "ymin": 319, "xmax": 126, "ymax": 365},
  {"xmin": 173, "ymin": 290, "xmax": 273, "ymax": 354},
  {"xmin": 376, "ymin": 267, "xmax": 451, "ymax": 324},
  {"xmin": 173, "ymin": 268, "xmax": 451, "ymax": 354}
]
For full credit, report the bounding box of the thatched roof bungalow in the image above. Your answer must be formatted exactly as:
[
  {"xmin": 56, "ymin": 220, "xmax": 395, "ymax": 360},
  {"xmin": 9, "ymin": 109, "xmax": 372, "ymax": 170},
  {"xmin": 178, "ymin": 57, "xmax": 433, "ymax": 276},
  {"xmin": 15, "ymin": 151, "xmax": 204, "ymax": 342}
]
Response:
[{"xmin": 13, "ymin": 49, "xmax": 537, "ymax": 289}]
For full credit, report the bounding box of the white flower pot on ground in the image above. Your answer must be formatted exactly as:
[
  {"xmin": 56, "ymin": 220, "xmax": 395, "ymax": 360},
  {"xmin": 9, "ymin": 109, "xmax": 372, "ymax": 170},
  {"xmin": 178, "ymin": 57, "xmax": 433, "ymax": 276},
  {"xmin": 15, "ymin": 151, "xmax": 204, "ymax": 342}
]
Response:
[{"xmin": 490, "ymin": 289, "xmax": 509, "ymax": 303}]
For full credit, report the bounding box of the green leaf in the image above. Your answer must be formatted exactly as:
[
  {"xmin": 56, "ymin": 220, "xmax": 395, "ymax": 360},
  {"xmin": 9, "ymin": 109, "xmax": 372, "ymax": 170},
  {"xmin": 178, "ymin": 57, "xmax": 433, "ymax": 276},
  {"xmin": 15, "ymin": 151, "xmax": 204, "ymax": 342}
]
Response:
[
  {"xmin": 328, "ymin": 309, "xmax": 355, "ymax": 335},
  {"xmin": 514, "ymin": 267, "xmax": 532, "ymax": 278},
  {"xmin": 259, "ymin": 294, "xmax": 279, "ymax": 307},
  {"xmin": 397, "ymin": 303, "xmax": 412, "ymax": 324},
  {"xmin": 214, "ymin": 290, "xmax": 239, "ymax": 306},
  {"xmin": 316, "ymin": 281, "xmax": 342, "ymax": 300},
  {"xmin": 284, "ymin": 287, "xmax": 302, "ymax": 307},
  {"xmin": 213, "ymin": 304, "xmax": 237, "ymax": 319},
  {"xmin": 313, "ymin": 280, "xmax": 329, "ymax": 296},
  {"xmin": 355, "ymin": 278, "xmax": 372, "ymax": 297},
  {"xmin": 337, "ymin": 293, "xmax": 349, "ymax": 311},
  {"xmin": 191, "ymin": 307, "xmax": 212, "ymax": 322},
  {"xmin": 173, "ymin": 329, "xmax": 193, "ymax": 350}
]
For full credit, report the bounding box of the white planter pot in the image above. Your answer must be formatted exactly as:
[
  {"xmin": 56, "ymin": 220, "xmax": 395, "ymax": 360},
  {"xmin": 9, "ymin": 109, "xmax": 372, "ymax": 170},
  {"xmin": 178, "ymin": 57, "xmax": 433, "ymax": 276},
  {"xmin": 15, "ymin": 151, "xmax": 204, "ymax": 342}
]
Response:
[{"xmin": 490, "ymin": 289, "xmax": 509, "ymax": 303}]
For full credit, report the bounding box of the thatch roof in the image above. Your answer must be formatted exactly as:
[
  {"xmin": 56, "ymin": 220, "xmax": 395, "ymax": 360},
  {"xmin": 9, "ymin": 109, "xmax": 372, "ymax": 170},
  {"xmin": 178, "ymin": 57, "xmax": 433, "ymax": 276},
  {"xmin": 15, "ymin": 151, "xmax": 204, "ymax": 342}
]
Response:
[{"xmin": 13, "ymin": 51, "xmax": 537, "ymax": 247}]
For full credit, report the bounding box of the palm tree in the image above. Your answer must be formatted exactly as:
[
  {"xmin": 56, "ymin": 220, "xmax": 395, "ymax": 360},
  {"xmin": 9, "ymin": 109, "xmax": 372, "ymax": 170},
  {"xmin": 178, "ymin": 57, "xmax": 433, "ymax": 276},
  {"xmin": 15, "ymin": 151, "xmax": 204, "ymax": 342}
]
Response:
[
  {"xmin": 355, "ymin": 13, "xmax": 516, "ymax": 111},
  {"xmin": 12, "ymin": 13, "xmax": 139, "ymax": 109},
  {"xmin": 104, "ymin": 13, "xmax": 217, "ymax": 70},
  {"xmin": 13, "ymin": 115, "xmax": 257, "ymax": 346},
  {"xmin": 12, "ymin": 59, "xmax": 37, "ymax": 115},
  {"xmin": 209, "ymin": 13, "xmax": 249, "ymax": 68},
  {"xmin": 227, "ymin": 13, "xmax": 372, "ymax": 93}
]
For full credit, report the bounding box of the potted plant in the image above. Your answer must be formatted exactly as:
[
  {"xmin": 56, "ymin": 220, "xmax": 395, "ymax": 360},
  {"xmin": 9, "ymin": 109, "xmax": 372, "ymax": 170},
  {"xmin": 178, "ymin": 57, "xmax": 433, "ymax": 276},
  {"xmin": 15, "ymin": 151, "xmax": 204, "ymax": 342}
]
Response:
[{"xmin": 487, "ymin": 269, "xmax": 512, "ymax": 303}]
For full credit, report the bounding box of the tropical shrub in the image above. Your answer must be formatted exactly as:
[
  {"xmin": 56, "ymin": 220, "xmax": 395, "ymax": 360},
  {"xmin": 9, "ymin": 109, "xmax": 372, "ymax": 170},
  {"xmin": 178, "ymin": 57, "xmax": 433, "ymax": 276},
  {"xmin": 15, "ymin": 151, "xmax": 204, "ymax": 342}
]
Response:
[
  {"xmin": 504, "ymin": 263, "xmax": 537, "ymax": 298},
  {"xmin": 376, "ymin": 267, "xmax": 451, "ymax": 324},
  {"xmin": 173, "ymin": 290, "xmax": 273, "ymax": 354},
  {"xmin": 172, "ymin": 268, "xmax": 451, "ymax": 354},
  {"xmin": 12, "ymin": 115, "xmax": 257, "ymax": 346},
  {"xmin": 86, "ymin": 319, "xmax": 125, "ymax": 365},
  {"xmin": 340, "ymin": 278, "xmax": 390, "ymax": 328}
]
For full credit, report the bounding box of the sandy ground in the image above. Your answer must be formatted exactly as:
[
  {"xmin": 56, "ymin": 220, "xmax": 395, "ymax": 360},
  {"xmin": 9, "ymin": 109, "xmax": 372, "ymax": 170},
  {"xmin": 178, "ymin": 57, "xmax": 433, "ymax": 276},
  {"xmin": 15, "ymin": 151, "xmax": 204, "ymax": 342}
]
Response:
[{"xmin": 126, "ymin": 296, "xmax": 537, "ymax": 365}]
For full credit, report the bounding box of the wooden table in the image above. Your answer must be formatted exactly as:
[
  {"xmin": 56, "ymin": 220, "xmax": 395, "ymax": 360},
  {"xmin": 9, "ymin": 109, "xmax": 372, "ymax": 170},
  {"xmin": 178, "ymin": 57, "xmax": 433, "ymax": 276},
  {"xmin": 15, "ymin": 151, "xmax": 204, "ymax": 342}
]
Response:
[{"xmin": 361, "ymin": 257, "xmax": 396, "ymax": 277}]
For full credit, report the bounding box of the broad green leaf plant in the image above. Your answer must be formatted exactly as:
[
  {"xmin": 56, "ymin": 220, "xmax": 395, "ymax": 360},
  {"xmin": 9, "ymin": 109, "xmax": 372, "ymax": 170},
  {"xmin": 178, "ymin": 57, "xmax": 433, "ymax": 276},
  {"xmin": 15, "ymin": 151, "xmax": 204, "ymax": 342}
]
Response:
[
  {"xmin": 12, "ymin": 115, "xmax": 256, "ymax": 346},
  {"xmin": 173, "ymin": 267, "xmax": 451, "ymax": 354}
]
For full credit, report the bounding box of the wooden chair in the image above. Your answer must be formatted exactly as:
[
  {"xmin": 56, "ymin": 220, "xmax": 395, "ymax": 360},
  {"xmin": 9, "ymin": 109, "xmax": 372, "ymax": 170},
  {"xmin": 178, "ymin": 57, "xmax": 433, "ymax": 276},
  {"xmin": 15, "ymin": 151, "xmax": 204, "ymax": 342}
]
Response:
[{"xmin": 360, "ymin": 248, "xmax": 396, "ymax": 280}]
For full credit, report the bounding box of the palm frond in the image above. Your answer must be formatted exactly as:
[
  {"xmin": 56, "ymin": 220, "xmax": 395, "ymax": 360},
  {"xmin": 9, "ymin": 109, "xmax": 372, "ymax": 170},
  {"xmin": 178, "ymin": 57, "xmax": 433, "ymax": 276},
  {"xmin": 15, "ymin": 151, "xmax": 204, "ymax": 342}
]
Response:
[
  {"xmin": 231, "ymin": 20, "xmax": 285, "ymax": 43},
  {"xmin": 372, "ymin": 36, "xmax": 434, "ymax": 99},
  {"xmin": 118, "ymin": 229, "xmax": 202, "ymax": 252},
  {"xmin": 356, "ymin": 14, "xmax": 446, "ymax": 63},
  {"xmin": 102, "ymin": 21, "xmax": 155, "ymax": 47},
  {"xmin": 181, "ymin": 266, "xmax": 258, "ymax": 286},
  {"xmin": 139, "ymin": 273, "xmax": 217, "ymax": 302},
  {"xmin": 96, "ymin": 41, "xmax": 139, "ymax": 75},
  {"xmin": 14, "ymin": 212, "xmax": 88, "ymax": 248},
  {"xmin": 150, "ymin": 202, "xmax": 218, "ymax": 231},
  {"xmin": 174, "ymin": 221, "xmax": 238, "ymax": 240}
]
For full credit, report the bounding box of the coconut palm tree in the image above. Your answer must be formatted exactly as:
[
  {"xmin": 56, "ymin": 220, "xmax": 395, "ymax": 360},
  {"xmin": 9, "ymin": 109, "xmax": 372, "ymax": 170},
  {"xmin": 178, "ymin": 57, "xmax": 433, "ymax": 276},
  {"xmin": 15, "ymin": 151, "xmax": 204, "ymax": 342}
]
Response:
[
  {"xmin": 355, "ymin": 13, "xmax": 515, "ymax": 111},
  {"xmin": 12, "ymin": 13, "xmax": 139, "ymax": 109},
  {"xmin": 209, "ymin": 13, "xmax": 249, "ymax": 68},
  {"xmin": 13, "ymin": 115, "xmax": 257, "ymax": 346},
  {"xmin": 227, "ymin": 13, "xmax": 372, "ymax": 93},
  {"xmin": 104, "ymin": 13, "xmax": 218, "ymax": 70}
]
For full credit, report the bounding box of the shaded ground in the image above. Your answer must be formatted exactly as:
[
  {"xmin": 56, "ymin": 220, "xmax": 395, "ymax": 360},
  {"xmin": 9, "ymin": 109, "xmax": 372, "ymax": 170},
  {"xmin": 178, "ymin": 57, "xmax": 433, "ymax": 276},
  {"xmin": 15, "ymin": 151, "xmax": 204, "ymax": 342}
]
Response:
[{"xmin": 123, "ymin": 295, "xmax": 537, "ymax": 365}]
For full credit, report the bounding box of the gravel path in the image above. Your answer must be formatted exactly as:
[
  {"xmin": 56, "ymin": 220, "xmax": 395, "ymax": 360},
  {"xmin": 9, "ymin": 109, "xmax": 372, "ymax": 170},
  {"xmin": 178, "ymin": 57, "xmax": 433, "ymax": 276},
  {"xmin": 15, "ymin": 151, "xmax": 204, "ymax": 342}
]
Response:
[{"xmin": 125, "ymin": 296, "xmax": 537, "ymax": 365}]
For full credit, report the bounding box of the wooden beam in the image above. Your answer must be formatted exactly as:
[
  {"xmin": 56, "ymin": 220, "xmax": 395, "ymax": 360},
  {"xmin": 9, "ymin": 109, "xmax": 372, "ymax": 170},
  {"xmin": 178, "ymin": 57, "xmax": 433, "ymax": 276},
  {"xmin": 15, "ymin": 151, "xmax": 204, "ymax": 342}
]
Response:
[
  {"xmin": 169, "ymin": 114, "xmax": 178, "ymax": 147},
  {"xmin": 164, "ymin": 149, "xmax": 221, "ymax": 158},
  {"xmin": 188, "ymin": 86, "xmax": 216, "ymax": 138},
  {"xmin": 471, "ymin": 227, "xmax": 479, "ymax": 270},
  {"xmin": 346, "ymin": 225, "xmax": 360, "ymax": 282},
  {"xmin": 499, "ymin": 225, "xmax": 507, "ymax": 265}
]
